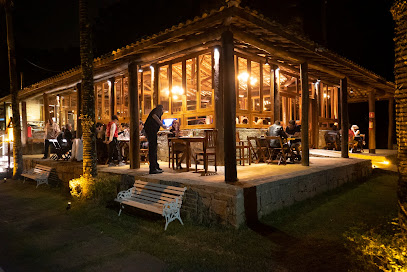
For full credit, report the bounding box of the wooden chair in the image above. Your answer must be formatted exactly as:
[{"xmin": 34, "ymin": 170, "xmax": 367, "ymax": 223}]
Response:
[
  {"xmin": 247, "ymin": 136, "xmax": 259, "ymax": 163},
  {"xmin": 236, "ymin": 132, "xmax": 250, "ymax": 166},
  {"xmin": 195, "ymin": 129, "xmax": 217, "ymax": 173},
  {"xmin": 168, "ymin": 138, "xmax": 186, "ymax": 169},
  {"xmin": 267, "ymin": 136, "xmax": 287, "ymax": 165}
]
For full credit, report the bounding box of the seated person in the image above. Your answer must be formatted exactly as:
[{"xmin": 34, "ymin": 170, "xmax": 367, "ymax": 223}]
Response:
[
  {"xmin": 285, "ymin": 120, "xmax": 301, "ymax": 159},
  {"xmin": 349, "ymin": 125, "xmax": 363, "ymax": 153},
  {"xmin": 118, "ymin": 123, "xmax": 130, "ymax": 141},
  {"xmin": 324, "ymin": 123, "xmax": 340, "ymax": 150},
  {"xmin": 169, "ymin": 120, "xmax": 187, "ymax": 169},
  {"xmin": 169, "ymin": 119, "xmax": 182, "ymax": 137},
  {"xmin": 267, "ymin": 121, "xmax": 287, "ymax": 148}
]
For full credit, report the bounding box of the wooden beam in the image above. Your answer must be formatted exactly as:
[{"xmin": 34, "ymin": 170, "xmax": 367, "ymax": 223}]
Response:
[
  {"xmin": 43, "ymin": 93, "xmax": 50, "ymax": 123},
  {"xmin": 21, "ymin": 101, "xmax": 27, "ymax": 146},
  {"xmin": 312, "ymin": 83, "xmax": 319, "ymax": 149},
  {"xmin": 340, "ymin": 78, "xmax": 349, "ymax": 158},
  {"xmin": 232, "ymin": 30, "xmax": 387, "ymax": 95},
  {"xmin": 368, "ymin": 90, "xmax": 376, "ymax": 154},
  {"xmin": 129, "ymin": 62, "xmax": 140, "ymax": 169},
  {"xmin": 76, "ymin": 83, "xmax": 82, "ymax": 138},
  {"xmin": 221, "ymin": 30, "xmax": 237, "ymax": 183},
  {"xmin": 388, "ymin": 98, "xmax": 394, "ymax": 149},
  {"xmin": 300, "ymin": 62, "xmax": 309, "ymax": 166}
]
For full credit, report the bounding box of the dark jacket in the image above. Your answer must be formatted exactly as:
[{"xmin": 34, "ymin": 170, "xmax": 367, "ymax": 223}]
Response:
[{"xmin": 144, "ymin": 107, "xmax": 163, "ymax": 134}]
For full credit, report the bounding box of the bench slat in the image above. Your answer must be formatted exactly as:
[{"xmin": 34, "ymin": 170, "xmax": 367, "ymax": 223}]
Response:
[
  {"xmin": 134, "ymin": 180, "xmax": 186, "ymax": 193},
  {"xmin": 131, "ymin": 193, "xmax": 173, "ymax": 206},
  {"xmin": 134, "ymin": 183, "xmax": 186, "ymax": 196},
  {"xmin": 120, "ymin": 199, "xmax": 162, "ymax": 214},
  {"xmin": 127, "ymin": 197, "xmax": 164, "ymax": 208},
  {"xmin": 134, "ymin": 189, "xmax": 180, "ymax": 202}
]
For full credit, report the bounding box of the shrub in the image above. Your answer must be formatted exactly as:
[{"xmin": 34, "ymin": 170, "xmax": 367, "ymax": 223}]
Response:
[
  {"xmin": 69, "ymin": 174, "xmax": 121, "ymax": 205},
  {"xmin": 345, "ymin": 219, "xmax": 407, "ymax": 272}
]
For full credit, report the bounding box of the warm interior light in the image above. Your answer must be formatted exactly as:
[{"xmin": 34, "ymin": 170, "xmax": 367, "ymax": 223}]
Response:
[
  {"xmin": 238, "ymin": 72, "xmax": 258, "ymax": 86},
  {"xmin": 382, "ymin": 160, "xmax": 390, "ymax": 165}
]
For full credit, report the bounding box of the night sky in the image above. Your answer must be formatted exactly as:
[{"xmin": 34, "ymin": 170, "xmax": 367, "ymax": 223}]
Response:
[{"xmin": 0, "ymin": 0, "xmax": 395, "ymax": 146}]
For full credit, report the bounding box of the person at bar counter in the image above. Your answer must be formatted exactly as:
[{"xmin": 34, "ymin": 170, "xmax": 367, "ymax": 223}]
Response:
[
  {"xmin": 267, "ymin": 121, "xmax": 287, "ymax": 148},
  {"xmin": 285, "ymin": 120, "xmax": 301, "ymax": 158},
  {"xmin": 144, "ymin": 105, "xmax": 167, "ymax": 174},
  {"xmin": 42, "ymin": 118, "xmax": 60, "ymax": 159},
  {"xmin": 106, "ymin": 115, "xmax": 125, "ymax": 167}
]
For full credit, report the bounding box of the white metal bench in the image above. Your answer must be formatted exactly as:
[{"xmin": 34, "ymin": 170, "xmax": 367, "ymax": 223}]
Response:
[
  {"xmin": 22, "ymin": 164, "xmax": 52, "ymax": 188},
  {"xmin": 115, "ymin": 180, "xmax": 187, "ymax": 230}
]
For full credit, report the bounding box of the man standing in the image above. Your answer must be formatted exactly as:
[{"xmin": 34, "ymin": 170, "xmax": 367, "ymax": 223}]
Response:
[
  {"xmin": 106, "ymin": 115, "xmax": 125, "ymax": 167},
  {"xmin": 144, "ymin": 105, "xmax": 167, "ymax": 174},
  {"xmin": 42, "ymin": 118, "xmax": 60, "ymax": 159}
]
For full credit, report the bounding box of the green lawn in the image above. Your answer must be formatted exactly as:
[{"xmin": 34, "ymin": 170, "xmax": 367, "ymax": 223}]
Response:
[{"xmin": 0, "ymin": 172, "xmax": 398, "ymax": 272}]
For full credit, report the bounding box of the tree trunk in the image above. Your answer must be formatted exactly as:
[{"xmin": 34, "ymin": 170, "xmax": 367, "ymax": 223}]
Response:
[
  {"xmin": 79, "ymin": 0, "xmax": 97, "ymax": 178},
  {"xmin": 392, "ymin": 1, "xmax": 407, "ymax": 233},
  {"xmin": 4, "ymin": 0, "xmax": 23, "ymax": 179}
]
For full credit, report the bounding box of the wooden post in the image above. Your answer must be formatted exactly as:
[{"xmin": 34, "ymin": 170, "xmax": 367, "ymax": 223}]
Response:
[
  {"xmin": 214, "ymin": 46, "xmax": 224, "ymax": 164},
  {"xmin": 300, "ymin": 63, "xmax": 309, "ymax": 166},
  {"xmin": 43, "ymin": 93, "xmax": 50, "ymax": 123},
  {"xmin": 388, "ymin": 98, "xmax": 394, "ymax": 149},
  {"xmin": 368, "ymin": 90, "xmax": 376, "ymax": 154},
  {"xmin": 3, "ymin": 102, "xmax": 7, "ymax": 130},
  {"xmin": 313, "ymin": 82, "xmax": 320, "ymax": 148},
  {"xmin": 273, "ymin": 66, "xmax": 281, "ymax": 121},
  {"xmin": 340, "ymin": 78, "xmax": 349, "ymax": 158},
  {"xmin": 76, "ymin": 83, "xmax": 82, "ymax": 138},
  {"xmin": 153, "ymin": 64, "xmax": 159, "ymax": 107},
  {"xmin": 129, "ymin": 62, "xmax": 140, "ymax": 169},
  {"xmin": 109, "ymin": 77, "xmax": 115, "ymax": 117},
  {"xmin": 221, "ymin": 30, "xmax": 237, "ymax": 182},
  {"xmin": 21, "ymin": 101, "xmax": 27, "ymax": 146}
]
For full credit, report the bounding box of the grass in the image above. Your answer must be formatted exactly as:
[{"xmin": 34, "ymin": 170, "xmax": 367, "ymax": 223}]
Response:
[{"xmin": 0, "ymin": 171, "xmax": 399, "ymax": 272}]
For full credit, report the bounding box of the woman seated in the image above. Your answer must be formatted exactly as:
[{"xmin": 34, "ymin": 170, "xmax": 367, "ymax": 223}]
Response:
[{"xmin": 169, "ymin": 120, "xmax": 187, "ymax": 169}]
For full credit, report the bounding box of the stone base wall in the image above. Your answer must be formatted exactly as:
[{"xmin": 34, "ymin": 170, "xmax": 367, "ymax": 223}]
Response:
[
  {"xmin": 101, "ymin": 172, "xmax": 246, "ymax": 227},
  {"xmin": 23, "ymin": 157, "xmax": 83, "ymax": 189},
  {"xmin": 256, "ymin": 159, "xmax": 372, "ymax": 218}
]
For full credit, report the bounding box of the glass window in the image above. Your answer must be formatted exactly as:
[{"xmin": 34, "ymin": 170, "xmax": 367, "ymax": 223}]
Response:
[
  {"xmin": 115, "ymin": 78, "xmax": 122, "ymax": 116},
  {"xmin": 262, "ymin": 64, "xmax": 271, "ymax": 111},
  {"xmin": 103, "ymin": 82, "xmax": 110, "ymax": 119},
  {"xmin": 186, "ymin": 58, "xmax": 197, "ymax": 111},
  {"xmin": 96, "ymin": 84, "xmax": 102, "ymax": 120},
  {"xmin": 159, "ymin": 65, "xmax": 170, "ymax": 113},
  {"xmin": 237, "ymin": 57, "xmax": 248, "ymax": 110},
  {"xmin": 123, "ymin": 77, "xmax": 129, "ymax": 118},
  {"xmin": 251, "ymin": 61, "xmax": 261, "ymax": 111},
  {"xmin": 171, "ymin": 62, "xmax": 183, "ymax": 113},
  {"xmin": 143, "ymin": 70, "xmax": 152, "ymax": 115},
  {"xmin": 199, "ymin": 53, "xmax": 212, "ymax": 109}
]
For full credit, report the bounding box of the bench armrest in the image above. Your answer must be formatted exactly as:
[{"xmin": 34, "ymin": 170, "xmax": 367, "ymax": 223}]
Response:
[
  {"xmin": 162, "ymin": 198, "xmax": 180, "ymax": 216},
  {"xmin": 117, "ymin": 188, "xmax": 133, "ymax": 200}
]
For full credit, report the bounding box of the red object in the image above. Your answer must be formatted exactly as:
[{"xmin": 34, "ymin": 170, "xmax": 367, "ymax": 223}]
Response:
[
  {"xmin": 369, "ymin": 112, "xmax": 375, "ymax": 118},
  {"xmin": 349, "ymin": 129, "xmax": 355, "ymax": 141},
  {"xmin": 106, "ymin": 121, "xmax": 118, "ymax": 138},
  {"xmin": 27, "ymin": 126, "xmax": 32, "ymax": 138}
]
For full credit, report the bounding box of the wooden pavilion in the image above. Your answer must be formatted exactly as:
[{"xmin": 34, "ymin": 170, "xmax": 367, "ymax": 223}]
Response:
[{"xmin": 0, "ymin": 0, "xmax": 395, "ymax": 182}]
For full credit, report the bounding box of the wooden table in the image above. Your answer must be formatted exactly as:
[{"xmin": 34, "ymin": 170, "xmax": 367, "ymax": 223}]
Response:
[{"xmin": 169, "ymin": 136, "xmax": 205, "ymax": 172}]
